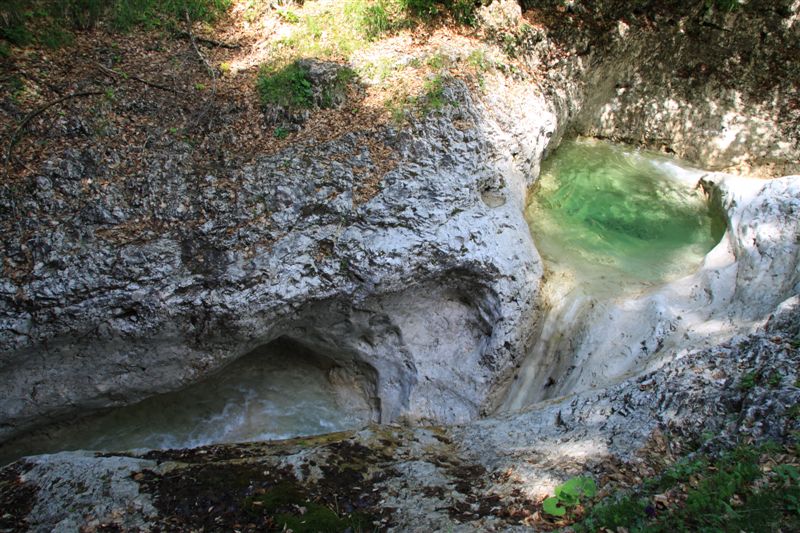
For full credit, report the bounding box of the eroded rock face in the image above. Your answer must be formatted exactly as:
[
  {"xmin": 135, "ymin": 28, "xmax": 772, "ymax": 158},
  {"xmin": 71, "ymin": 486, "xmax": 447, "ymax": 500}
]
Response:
[
  {"xmin": 0, "ymin": 81, "xmax": 560, "ymax": 443},
  {"xmin": 567, "ymin": 0, "xmax": 800, "ymax": 176},
  {"xmin": 500, "ymin": 172, "xmax": 800, "ymax": 408}
]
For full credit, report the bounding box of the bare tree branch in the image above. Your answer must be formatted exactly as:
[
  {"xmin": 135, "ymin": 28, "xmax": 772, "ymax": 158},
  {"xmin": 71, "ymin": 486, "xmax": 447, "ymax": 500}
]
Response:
[{"xmin": 95, "ymin": 63, "xmax": 184, "ymax": 94}]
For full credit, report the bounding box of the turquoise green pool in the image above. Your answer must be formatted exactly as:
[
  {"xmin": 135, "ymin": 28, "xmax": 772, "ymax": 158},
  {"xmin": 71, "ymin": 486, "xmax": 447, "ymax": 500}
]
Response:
[{"xmin": 526, "ymin": 139, "xmax": 725, "ymax": 291}]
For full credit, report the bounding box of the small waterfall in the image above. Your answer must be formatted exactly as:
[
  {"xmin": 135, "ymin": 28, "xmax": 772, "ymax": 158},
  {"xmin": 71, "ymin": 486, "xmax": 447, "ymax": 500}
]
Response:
[{"xmin": 499, "ymin": 139, "xmax": 725, "ymax": 410}]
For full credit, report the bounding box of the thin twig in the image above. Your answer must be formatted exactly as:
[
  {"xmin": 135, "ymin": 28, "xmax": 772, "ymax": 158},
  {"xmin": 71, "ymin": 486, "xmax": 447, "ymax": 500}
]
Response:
[
  {"xmin": 174, "ymin": 30, "xmax": 241, "ymax": 49},
  {"xmin": 95, "ymin": 63, "xmax": 183, "ymax": 94},
  {"xmin": 184, "ymin": 11, "xmax": 216, "ymax": 79},
  {"xmin": 3, "ymin": 91, "xmax": 104, "ymax": 179}
]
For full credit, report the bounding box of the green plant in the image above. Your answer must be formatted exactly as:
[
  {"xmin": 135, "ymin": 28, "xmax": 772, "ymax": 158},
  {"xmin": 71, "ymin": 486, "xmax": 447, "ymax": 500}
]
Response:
[
  {"xmin": 577, "ymin": 442, "xmax": 800, "ymax": 532},
  {"xmin": 257, "ymin": 61, "xmax": 314, "ymax": 109},
  {"xmin": 401, "ymin": 0, "xmax": 440, "ymax": 17},
  {"xmin": 384, "ymin": 73, "xmax": 450, "ymax": 122},
  {"xmin": 576, "ymin": 494, "xmax": 647, "ymax": 531},
  {"xmin": 247, "ymin": 481, "xmax": 371, "ymax": 533},
  {"xmin": 320, "ymin": 67, "xmax": 356, "ymax": 108},
  {"xmin": 273, "ymin": 126, "xmax": 289, "ymax": 139},
  {"xmin": 706, "ymin": 0, "xmax": 740, "ymax": 13},
  {"xmin": 275, "ymin": 6, "xmax": 300, "ymax": 23},
  {"xmin": 739, "ymin": 371, "xmax": 757, "ymax": 390},
  {"xmin": 385, "ymin": 93, "xmax": 410, "ymax": 124},
  {"xmin": 683, "ymin": 446, "xmax": 761, "ymax": 521},
  {"xmin": 400, "ymin": 0, "xmax": 481, "ymax": 25},
  {"xmin": 448, "ymin": 0, "xmax": 479, "ymax": 26},
  {"xmin": 649, "ymin": 455, "xmax": 708, "ymax": 491},
  {"xmin": 357, "ymin": 57, "xmax": 401, "ymax": 82},
  {"xmin": 421, "ymin": 73, "xmax": 447, "ymax": 112},
  {"xmin": 500, "ymin": 22, "xmax": 537, "ymax": 57},
  {"xmin": 38, "ymin": 23, "xmax": 73, "ymax": 48},
  {"xmin": 2, "ymin": 75, "xmax": 25, "ymax": 105},
  {"xmin": 0, "ymin": 0, "xmax": 31, "ymax": 44},
  {"xmin": 359, "ymin": 0, "xmax": 392, "ymax": 40},
  {"xmin": 542, "ymin": 476, "xmax": 597, "ymax": 517},
  {"xmin": 467, "ymin": 48, "xmax": 490, "ymax": 71},
  {"xmin": 426, "ymin": 51, "xmax": 448, "ymax": 69}
]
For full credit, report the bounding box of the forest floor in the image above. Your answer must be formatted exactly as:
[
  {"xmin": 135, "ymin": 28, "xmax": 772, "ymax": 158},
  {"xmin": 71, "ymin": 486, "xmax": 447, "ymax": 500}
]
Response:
[{"xmin": 0, "ymin": 1, "xmax": 521, "ymax": 191}]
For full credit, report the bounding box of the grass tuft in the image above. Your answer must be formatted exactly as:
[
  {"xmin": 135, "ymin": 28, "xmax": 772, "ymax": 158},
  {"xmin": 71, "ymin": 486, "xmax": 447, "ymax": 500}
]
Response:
[{"xmin": 257, "ymin": 61, "xmax": 314, "ymax": 109}]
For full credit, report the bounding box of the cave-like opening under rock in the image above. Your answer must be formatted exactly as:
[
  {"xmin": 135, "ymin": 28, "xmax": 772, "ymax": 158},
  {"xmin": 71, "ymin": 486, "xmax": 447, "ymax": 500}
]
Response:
[{"xmin": 0, "ymin": 337, "xmax": 376, "ymax": 467}]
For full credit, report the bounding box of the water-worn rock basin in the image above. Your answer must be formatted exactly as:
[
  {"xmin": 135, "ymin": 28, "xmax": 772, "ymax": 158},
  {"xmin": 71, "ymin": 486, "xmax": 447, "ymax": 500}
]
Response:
[
  {"xmin": 2, "ymin": 1, "xmax": 799, "ymax": 528},
  {"xmin": 501, "ymin": 139, "xmax": 728, "ymax": 411},
  {"xmin": 527, "ymin": 138, "xmax": 725, "ymax": 293},
  {"xmin": 0, "ymin": 338, "xmax": 373, "ymax": 466}
]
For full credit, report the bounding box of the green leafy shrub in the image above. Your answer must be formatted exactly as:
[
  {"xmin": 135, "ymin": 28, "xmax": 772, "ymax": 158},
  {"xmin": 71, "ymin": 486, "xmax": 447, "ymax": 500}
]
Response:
[
  {"xmin": 448, "ymin": 0, "xmax": 479, "ymax": 25},
  {"xmin": 275, "ymin": 6, "xmax": 300, "ymax": 24},
  {"xmin": 577, "ymin": 494, "xmax": 648, "ymax": 531},
  {"xmin": 342, "ymin": 0, "xmax": 409, "ymax": 42},
  {"xmin": 401, "ymin": 0, "xmax": 440, "ymax": 16},
  {"xmin": 768, "ymin": 371, "xmax": 782, "ymax": 388},
  {"xmin": 467, "ymin": 48, "xmax": 490, "ymax": 71},
  {"xmin": 739, "ymin": 371, "xmax": 757, "ymax": 390},
  {"xmin": 542, "ymin": 476, "xmax": 597, "ymax": 517},
  {"xmin": 359, "ymin": 0, "xmax": 392, "ymax": 40},
  {"xmin": 0, "ymin": 0, "xmax": 34, "ymax": 45},
  {"xmin": 257, "ymin": 61, "xmax": 314, "ymax": 109},
  {"xmin": 421, "ymin": 73, "xmax": 447, "ymax": 111}
]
